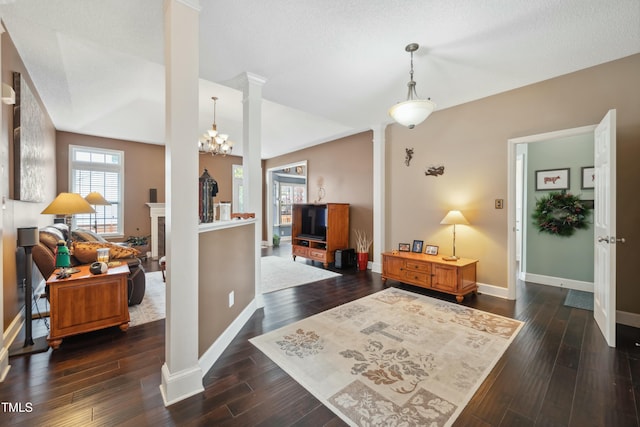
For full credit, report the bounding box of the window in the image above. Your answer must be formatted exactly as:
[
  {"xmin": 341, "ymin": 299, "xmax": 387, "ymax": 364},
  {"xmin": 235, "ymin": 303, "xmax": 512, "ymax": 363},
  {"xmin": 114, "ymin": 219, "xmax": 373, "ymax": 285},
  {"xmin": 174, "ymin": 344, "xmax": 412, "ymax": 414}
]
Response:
[
  {"xmin": 232, "ymin": 164, "xmax": 244, "ymax": 213},
  {"xmin": 69, "ymin": 145, "xmax": 124, "ymax": 236}
]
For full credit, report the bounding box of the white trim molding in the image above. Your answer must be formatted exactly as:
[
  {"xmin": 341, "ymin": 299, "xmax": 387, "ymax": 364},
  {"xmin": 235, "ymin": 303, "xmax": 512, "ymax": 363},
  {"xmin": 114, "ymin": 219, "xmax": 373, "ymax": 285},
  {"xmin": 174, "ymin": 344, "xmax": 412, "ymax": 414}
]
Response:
[
  {"xmin": 617, "ymin": 310, "xmax": 640, "ymax": 329},
  {"xmin": 523, "ymin": 273, "xmax": 593, "ymax": 293},
  {"xmin": 199, "ymin": 299, "xmax": 257, "ymax": 376},
  {"xmin": 477, "ymin": 282, "xmax": 510, "ymax": 299}
]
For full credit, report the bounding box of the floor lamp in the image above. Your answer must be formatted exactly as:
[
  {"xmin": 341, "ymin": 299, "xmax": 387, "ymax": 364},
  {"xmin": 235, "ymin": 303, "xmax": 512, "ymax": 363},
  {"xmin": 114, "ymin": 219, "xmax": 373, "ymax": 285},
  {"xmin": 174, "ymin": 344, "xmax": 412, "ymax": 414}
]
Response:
[
  {"xmin": 440, "ymin": 210, "xmax": 469, "ymax": 261},
  {"xmin": 85, "ymin": 191, "xmax": 111, "ymax": 232},
  {"xmin": 9, "ymin": 227, "xmax": 50, "ymax": 356}
]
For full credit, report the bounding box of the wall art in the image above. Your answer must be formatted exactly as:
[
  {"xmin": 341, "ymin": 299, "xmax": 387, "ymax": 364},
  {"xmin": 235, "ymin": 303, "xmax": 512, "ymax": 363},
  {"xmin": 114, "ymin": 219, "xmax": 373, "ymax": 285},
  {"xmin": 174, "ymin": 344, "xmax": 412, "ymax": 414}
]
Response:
[
  {"xmin": 13, "ymin": 72, "xmax": 45, "ymax": 202},
  {"xmin": 535, "ymin": 168, "xmax": 569, "ymax": 191},
  {"xmin": 581, "ymin": 166, "xmax": 595, "ymax": 189}
]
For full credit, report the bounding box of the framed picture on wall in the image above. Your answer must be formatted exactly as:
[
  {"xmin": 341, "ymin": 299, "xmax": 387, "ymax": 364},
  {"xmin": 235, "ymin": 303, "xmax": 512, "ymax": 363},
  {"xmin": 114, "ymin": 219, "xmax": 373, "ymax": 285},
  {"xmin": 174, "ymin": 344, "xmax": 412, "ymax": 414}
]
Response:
[
  {"xmin": 581, "ymin": 166, "xmax": 595, "ymax": 189},
  {"xmin": 535, "ymin": 168, "xmax": 570, "ymax": 191}
]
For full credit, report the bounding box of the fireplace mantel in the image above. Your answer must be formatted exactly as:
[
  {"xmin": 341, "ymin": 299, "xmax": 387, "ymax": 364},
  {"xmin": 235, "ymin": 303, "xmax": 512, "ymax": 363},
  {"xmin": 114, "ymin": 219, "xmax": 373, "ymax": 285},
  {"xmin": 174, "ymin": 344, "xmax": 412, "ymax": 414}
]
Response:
[{"xmin": 146, "ymin": 203, "xmax": 165, "ymax": 259}]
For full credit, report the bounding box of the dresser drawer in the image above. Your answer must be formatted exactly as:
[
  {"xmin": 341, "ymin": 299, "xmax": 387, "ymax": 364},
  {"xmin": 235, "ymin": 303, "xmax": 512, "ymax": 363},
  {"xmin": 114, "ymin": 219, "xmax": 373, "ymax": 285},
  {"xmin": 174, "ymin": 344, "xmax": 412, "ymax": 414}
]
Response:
[
  {"xmin": 292, "ymin": 245, "xmax": 308, "ymax": 257},
  {"xmin": 405, "ymin": 261, "xmax": 430, "ymax": 273},
  {"xmin": 403, "ymin": 270, "xmax": 430, "ymax": 285},
  {"xmin": 308, "ymin": 248, "xmax": 327, "ymax": 261}
]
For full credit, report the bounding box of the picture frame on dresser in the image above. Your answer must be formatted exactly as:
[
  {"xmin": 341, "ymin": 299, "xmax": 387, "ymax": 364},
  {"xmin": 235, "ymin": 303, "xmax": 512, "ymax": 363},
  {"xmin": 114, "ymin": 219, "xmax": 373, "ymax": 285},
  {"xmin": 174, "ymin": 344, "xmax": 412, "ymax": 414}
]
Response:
[
  {"xmin": 412, "ymin": 240, "xmax": 424, "ymax": 253},
  {"xmin": 398, "ymin": 243, "xmax": 411, "ymax": 252},
  {"xmin": 425, "ymin": 245, "xmax": 439, "ymax": 255}
]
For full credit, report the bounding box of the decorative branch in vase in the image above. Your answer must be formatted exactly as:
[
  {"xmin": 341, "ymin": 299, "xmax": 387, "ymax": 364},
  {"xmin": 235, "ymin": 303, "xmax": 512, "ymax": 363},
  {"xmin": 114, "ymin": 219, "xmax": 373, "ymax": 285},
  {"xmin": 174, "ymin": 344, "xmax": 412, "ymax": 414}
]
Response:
[
  {"xmin": 354, "ymin": 229, "xmax": 373, "ymax": 253},
  {"xmin": 354, "ymin": 229, "xmax": 373, "ymax": 271}
]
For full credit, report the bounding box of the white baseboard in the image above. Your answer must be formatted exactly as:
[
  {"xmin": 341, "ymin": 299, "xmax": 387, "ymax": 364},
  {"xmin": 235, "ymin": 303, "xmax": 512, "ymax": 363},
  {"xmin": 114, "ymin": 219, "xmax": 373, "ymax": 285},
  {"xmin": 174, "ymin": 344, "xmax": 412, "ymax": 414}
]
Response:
[
  {"xmin": 160, "ymin": 363, "xmax": 204, "ymax": 406},
  {"xmin": 477, "ymin": 282, "xmax": 510, "ymax": 299},
  {"xmin": 0, "ymin": 347, "xmax": 10, "ymax": 382},
  {"xmin": 198, "ymin": 299, "xmax": 257, "ymax": 377},
  {"xmin": 3, "ymin": 278, "xmax": 47, "ymax": 350},
  {"xmin": 3, "ymin": 305, "xmax": 25, "ymax": 350},
  {"xmin": 617, "ymin": 310, "xmax": 640, "ymax": 329},
  {"xmin": 370, "ymin": 261, "xmax": 381, "ymax": 273},
  {"xmin": 524, "ymin": 273, "xmax": 593, "ymax": 292}
]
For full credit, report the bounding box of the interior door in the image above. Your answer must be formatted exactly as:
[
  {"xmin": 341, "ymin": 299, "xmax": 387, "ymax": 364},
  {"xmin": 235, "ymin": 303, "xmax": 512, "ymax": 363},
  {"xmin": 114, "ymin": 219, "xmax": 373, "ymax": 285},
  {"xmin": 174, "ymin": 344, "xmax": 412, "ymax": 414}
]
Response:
[{"xmin": 593, "ymin": 109, "xmax": 617, "ymax": 347}]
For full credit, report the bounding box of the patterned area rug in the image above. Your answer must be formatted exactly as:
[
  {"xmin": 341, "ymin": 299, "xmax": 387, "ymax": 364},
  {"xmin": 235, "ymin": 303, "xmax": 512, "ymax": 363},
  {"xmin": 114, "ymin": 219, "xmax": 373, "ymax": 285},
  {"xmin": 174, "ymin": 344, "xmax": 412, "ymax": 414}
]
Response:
[
  {"xmin": 564, "ymin": 289, "xmax": 594, "ymax": 311},
  {"xmin": 251, "ymin": 288, "xmax": 523, "ymax": 426},
  {"xmin": 261, "ymin": 256, "xmax": 341, "ymax": 293},
  {"xmin": 129, "ymin": 271, "xmax": 165, "ymax": 327}
]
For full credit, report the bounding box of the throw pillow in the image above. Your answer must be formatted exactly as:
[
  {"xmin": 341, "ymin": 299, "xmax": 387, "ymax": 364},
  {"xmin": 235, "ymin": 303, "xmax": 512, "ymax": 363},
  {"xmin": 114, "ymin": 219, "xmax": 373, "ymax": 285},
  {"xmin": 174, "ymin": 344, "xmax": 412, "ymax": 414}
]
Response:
[
  {"xmin": 71, "ymin": 228, "xmax": 108, "ymax": 243},
  {"xmin": 39, "ymin": 227, "xmax": 65, "ymax": 252},
  {"xmin": 72, "ymin": 242, "xmax": 140, "ymax": 264}
]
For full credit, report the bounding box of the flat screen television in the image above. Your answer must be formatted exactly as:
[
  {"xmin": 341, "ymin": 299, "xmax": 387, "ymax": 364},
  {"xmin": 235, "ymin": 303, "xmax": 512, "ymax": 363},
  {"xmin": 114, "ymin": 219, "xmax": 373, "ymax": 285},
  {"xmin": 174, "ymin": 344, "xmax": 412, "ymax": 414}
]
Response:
[{"xmin": 298, "ymin": 205, "xmax": 327, "ymax": 240}]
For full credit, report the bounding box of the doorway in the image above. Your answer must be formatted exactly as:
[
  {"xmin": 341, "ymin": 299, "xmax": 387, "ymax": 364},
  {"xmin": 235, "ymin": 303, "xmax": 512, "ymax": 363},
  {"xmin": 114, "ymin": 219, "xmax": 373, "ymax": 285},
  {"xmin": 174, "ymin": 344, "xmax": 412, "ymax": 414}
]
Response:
[
  {"xmin": 266, "ymin": 161, "xmax": 307, "ymax": 247},
  {"xmin": 507, "ymin": 125, "xmax": 596, "ymax": 300}
]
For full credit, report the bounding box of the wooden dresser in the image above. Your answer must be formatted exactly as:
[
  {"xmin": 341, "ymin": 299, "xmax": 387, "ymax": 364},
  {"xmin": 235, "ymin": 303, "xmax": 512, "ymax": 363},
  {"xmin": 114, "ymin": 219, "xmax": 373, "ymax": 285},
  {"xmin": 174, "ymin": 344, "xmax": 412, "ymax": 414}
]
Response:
[{"xmin": 382, "ymin": 251, "xmax": 478, "ymax": 302}]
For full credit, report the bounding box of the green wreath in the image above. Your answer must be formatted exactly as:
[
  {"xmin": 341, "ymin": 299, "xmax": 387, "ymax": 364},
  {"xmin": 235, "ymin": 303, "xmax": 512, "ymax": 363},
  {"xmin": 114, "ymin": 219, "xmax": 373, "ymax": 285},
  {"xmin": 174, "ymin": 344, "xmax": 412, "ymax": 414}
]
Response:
[{"xmin": 532, "ymin": 191, "xmax": 590, "ymax": 237}]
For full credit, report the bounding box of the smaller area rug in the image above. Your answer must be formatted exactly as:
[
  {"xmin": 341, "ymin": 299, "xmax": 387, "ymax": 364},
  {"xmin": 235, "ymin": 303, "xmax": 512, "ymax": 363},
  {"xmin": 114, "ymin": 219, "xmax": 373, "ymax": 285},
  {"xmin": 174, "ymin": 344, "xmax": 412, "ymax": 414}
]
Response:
[
  {"xmin": 129, "ymin": 271, "xmax": 165, "ymax": 327},
  {"xmin": 261, "ymin": 256, "xmax": 341, "ymax": 293},
  {"xmin": 251, "ymin": 288, "xmax": 523, "ymax": 426},
  {"xmin": 564, "ymin": 289, "xmax": 594, "ymax": 311}
]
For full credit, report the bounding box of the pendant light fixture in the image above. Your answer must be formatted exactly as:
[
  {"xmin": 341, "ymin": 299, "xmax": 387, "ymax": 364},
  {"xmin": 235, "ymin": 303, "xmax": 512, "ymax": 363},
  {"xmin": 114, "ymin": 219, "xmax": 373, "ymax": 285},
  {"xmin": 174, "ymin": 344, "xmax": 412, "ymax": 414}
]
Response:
[
  {"xmin": 388, "ymin": 43, "xmax": 436, "ymax": 129},
  {"xmin": 199, "ymin": 96, "xmax": 234, "ymax": 156}
]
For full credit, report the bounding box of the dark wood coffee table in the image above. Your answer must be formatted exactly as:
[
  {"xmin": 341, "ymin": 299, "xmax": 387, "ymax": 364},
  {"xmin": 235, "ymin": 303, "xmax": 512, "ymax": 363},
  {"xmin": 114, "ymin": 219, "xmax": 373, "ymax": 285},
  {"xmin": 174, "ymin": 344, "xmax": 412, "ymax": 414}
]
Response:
[{"xmin": 46, "ymin": 263, "xmax": 130, "ymax": 349}]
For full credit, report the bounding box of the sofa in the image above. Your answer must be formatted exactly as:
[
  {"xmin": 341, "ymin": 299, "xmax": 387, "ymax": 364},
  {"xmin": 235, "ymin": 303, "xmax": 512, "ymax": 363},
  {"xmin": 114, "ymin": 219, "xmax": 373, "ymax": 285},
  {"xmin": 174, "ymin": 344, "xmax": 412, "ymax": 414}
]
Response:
[{"xmin": 32, "ymin": 224, "xmax": 146, "ymax": 306}]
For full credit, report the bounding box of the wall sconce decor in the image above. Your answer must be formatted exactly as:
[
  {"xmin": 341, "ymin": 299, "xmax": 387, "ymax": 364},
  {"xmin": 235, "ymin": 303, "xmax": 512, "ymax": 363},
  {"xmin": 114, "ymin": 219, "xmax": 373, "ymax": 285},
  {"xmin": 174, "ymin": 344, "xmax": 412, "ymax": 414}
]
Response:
[
  {"xmin": 425, "ymin": 166, "xmax": 445, "ymax": 177},
  {"xmin": 405, "ymin": 148, "xmax": 414, "ymax": 166}
]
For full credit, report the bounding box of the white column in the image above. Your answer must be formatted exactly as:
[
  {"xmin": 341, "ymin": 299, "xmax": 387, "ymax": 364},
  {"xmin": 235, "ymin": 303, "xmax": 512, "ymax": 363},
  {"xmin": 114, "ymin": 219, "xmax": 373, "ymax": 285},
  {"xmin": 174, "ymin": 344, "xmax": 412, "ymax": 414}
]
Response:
[
  {"xmin": 239, "ymin": 72, "xmax": 266, "ymax": 308},
  {"xmin": 0, "ymin": 22, "xmax": 11, "ymax": 382},
  {"xmin": 371, "ymin": 124, "xmax": 387, "ymax": 273},
  {"xmin": 160, "ymin": 0, "xmax": 203, "ymax": 405}
]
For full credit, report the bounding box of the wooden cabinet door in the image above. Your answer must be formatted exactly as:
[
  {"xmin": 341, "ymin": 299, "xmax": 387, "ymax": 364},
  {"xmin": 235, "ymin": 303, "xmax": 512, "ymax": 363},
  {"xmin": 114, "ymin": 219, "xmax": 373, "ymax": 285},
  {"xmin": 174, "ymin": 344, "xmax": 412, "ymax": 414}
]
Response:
[
  {"xmin": 383, "ymin": 255, "xmax": 405, "ymax": 280},
  {"xmin": 431, "ymin": 264, "xmax": 458, "ymax": 292}
]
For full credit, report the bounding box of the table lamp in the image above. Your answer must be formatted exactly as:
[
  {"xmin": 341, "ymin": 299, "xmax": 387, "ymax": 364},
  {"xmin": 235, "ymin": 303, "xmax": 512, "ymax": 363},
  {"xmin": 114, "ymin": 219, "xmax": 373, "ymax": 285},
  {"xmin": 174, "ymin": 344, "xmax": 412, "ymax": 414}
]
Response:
[
  {"xmin": 10, "ymin": 227, "xmax": 49, "ymax": 356},
  {"xmin": 85, "ymin": 191, "xmax": 111, "ymax": 232},
  {"xmin": 440, "ymin": 210, "xmax": 469, "ymax": 261},
  {"xmin": 41, "ymin": 192, "xmax": 96, "ymax": 230}
]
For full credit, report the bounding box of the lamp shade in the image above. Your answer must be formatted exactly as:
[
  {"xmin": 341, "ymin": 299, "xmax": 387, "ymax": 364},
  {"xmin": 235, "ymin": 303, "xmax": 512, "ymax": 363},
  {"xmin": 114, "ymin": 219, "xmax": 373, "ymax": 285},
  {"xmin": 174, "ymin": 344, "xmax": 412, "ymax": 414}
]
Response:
[
  {"xmin": 85, "ymin": 191, "xmax": 111, "ymax": 206},
  {"xmin": 41, "ymin": 192, "xmax": 96, "ymax": 215},
  {"xmin": 388, "ymin": 99, "xmax": 436, "ymax": 129},
  {"xmin": 17, "ymin": 227, "xmax": 39, "ymax": 247},
  {"xmin": 440, "ymin": 210, "xmax": 469, "ymax": 225}
]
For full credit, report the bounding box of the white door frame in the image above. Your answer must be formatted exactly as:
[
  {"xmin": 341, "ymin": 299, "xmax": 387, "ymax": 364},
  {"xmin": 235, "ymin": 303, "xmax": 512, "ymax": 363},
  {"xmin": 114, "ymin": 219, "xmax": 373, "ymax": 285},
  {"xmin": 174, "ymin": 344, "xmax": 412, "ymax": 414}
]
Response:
[
  {"xmin": 265, "ymin": 160, "xmax": 307, "ymax": 247},
  {"xmin": 507, "ymin": 125, "xmax": 596, "ymax": 300}
]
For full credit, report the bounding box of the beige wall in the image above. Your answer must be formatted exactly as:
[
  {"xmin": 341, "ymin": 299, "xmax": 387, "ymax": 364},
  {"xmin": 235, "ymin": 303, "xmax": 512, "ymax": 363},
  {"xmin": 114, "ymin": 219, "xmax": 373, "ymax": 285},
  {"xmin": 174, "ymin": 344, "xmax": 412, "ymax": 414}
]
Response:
[
  {"xmin": 386, "ymin": 54, "xmax": 640, "ymax": 311},
  {"xmin": 198, "ymin": 224, "xmax": 255, "ymax": 356},
  {"xmin": 264, "ymin": 131, "xmax": 374, "ymax": 256},
  {"xmin": 56, "ymin": 132, "xmax": 165, "ymax": 242},
  {"xmin": 2, "ymin": 32, "xmax": 57, "ymax": 328}
]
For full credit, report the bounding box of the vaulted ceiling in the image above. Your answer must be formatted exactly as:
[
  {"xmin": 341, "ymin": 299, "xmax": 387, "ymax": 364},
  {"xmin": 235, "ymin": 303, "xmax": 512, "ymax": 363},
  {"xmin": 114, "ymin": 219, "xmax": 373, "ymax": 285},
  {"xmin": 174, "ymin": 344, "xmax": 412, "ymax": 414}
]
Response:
[{"xmin": 1, "ymin": 0, "xmax": 638, "ymax": 158}]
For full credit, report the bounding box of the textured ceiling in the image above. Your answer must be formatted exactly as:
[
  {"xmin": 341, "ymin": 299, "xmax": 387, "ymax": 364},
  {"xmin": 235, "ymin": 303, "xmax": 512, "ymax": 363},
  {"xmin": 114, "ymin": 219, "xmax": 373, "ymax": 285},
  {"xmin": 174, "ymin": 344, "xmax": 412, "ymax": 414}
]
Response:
[{"xmin": 1, "ymin": 0, "xmax": 639, "ymax": 158}]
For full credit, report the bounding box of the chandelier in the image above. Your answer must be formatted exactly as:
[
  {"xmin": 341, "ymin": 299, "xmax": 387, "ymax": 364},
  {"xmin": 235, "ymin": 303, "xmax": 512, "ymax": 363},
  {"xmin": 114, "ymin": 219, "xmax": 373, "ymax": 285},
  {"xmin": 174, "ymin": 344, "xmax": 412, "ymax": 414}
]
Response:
[
  {"xmin": 388, "ymin": 43, "xmax": 436, "ymax": 129},
  {"xmin": 199, "ymin": 96, "xmax": 234, "ymax": 156}
]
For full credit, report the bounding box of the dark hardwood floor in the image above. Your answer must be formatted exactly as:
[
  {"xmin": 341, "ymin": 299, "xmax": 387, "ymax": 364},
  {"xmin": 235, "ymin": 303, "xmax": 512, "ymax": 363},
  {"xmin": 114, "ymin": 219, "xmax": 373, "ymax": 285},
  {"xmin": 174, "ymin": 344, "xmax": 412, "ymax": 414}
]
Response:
[{"xmin": 2, "ymin": 245, "xmax": 639, "ymax": 426}]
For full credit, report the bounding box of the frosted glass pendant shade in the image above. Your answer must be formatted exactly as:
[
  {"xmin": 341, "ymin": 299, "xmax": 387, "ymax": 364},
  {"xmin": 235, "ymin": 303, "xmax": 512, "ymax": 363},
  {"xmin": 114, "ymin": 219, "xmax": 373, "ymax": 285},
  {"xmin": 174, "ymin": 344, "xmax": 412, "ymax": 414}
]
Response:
[{"xmin": 388, "ymin": 99, "xmax": 436, "ymax": 129}]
